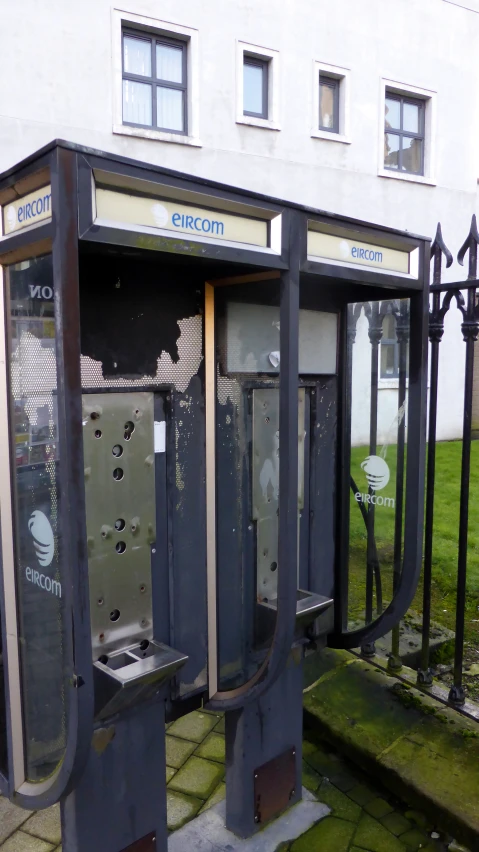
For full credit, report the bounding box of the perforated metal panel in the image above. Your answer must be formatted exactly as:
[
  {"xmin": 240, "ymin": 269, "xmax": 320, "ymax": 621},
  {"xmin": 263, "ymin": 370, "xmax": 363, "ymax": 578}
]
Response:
[
  {"xmin": 80, "ymin": 315, "xmax": 203, "ymax": 393},
  {"xmin": 82, "ymin": 392, "xmax": 156, "ymax": 658}
]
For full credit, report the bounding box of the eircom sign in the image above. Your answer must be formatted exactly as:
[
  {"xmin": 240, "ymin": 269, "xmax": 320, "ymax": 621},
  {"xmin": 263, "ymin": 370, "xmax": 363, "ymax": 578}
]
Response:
[{"xmin": 2, "ymin": 185, "xmax": 52, "ymax": 235}]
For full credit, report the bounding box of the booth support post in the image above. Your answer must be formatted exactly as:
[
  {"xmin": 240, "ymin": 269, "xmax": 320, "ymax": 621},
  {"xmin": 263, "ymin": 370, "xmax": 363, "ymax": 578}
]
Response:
[
  {"xmin": 225, "ymin": 650, "xmax": 303, "ymax": 838},
  {"xmin": 61, "ymin": 698, "xmax": 168, "ymax": 852},
  {"xmin": 224, "ymin": 241, "xmax": 302, "ymax": 837}
]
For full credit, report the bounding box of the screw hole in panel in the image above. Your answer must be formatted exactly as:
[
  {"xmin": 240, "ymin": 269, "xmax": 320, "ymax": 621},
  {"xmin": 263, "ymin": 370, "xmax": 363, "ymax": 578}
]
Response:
[
  {"xmin": 270, "ymin": 561, "xmax": 278, "ymax": 572},
  {"xmin": 124, "ymin": 421, "xmax": 135, "ymax": 440},
  {"xmin": 94, "ymin": 429, "xmax": 102, "ymax": 438},
  {"xmin": 113, "ymin": 468, "xmax": 124, "ymax": 481},
  {"xmin": 109, "ymin": 609, "xmax": 120, "ymax": 622},
  {"xmin": 115, "ymin": 518, "xmax": 125, "ymax": 531},
  {"xmin": 115, "ymin": 541, "xmax": 126, "ymax": 554},
  {"xmin": 112, "ymin": 444, "xmax": 123, "ymax": 457}
]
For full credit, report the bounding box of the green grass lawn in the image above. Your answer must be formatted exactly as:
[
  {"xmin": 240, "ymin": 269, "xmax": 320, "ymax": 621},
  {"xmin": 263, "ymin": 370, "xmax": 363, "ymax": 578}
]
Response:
[{"xmin": 347, "ymin": 440, "xmax": 479, "ymax": 647}]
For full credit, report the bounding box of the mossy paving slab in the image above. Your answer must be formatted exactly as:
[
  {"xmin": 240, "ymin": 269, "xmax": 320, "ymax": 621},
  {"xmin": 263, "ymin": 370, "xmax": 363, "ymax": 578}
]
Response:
[
  {"xmin": 318, "ymin": 779, "xmax": 362, "ymax": 822},
  {"xmin": 168, "ymin": 711, "xmax": 218, "ymax": 743},
  {"xmin": 166, "ymin": 790, "xmax": 203, "ymax": 831},
  {"xmin": 168, "ymin": 756, "xmax": 224, "ymax": 800},
  {"xmin": 22, "ymin": 805, "xmax": 61, "ymax": 845},
  {"xmin": 0, "ymin": 832, "xmax": 54, "ymax": 852},
  {"xmin": 353, "ymin": 813, "xmax": 407, "ymax": 852},
  {"xmin": 165, "ymin": 734, "xmax": 196, "ymax": 769},
  {"xmin": 195, "ymin": 732, "xmax": 225, "ymax": 763},
  {"xmin": 302, "ymin": 760, "xmax": 322, "ymax": 794},
  {"xmin": 379, "ymin": 812, "xmax": 412, "ymax": 836},
  {"xmin": 364, "ymin": 798, "xmax": 395, "ymax": 820},
  {"xmin": 348, "ymin": 783, "xmax": 378, "ymax": 807},
  {"xmin": 290, "ymin": 815, "xmax": 356, "ymax": 851},
  {"xmin": 399, "ymin": 827, "xmax": 431, "ymax": 850},
  {"xmin": 166, "ymin": 766, "xmax": 176, "ymax": 783},
  {"xmin": 199, "ymin": 782, "xmax": 226, "ymax": 814}
]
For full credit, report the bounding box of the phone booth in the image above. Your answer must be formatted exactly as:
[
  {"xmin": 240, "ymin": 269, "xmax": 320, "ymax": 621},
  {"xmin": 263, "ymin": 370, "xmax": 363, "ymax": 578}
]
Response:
[{"xmin": 0, "ymin": 141, "xmax": 428, "ymax": 851}]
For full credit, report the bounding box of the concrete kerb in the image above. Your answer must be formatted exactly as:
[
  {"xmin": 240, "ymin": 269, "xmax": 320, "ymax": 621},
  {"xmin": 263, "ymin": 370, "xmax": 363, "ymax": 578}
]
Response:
[{"xmin": 303, "ymin": 648, "xmax": 479, "ymax": 851}]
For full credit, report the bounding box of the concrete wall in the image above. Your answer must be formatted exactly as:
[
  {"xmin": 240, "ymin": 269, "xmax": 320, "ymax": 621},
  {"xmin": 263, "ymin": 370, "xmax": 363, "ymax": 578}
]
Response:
[{"xmin": 0, "ymin": 0, "xmax": 477, "ymax": 442}]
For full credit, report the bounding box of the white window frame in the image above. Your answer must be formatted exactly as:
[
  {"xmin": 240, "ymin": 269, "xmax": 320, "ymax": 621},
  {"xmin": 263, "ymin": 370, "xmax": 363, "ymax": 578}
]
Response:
[
  {"xmin": 236, "ymin": 41, "xmax": 280, "ymax": 131},
  {"xmin": 378, "ymin": 78, "xmax": 437, "ymax": 185},
  {"xmin": 112, "ymin": 8, "xmax": 201, "ymax": 147},
  {"xmin": 311, "ymin": 61, "xmax": 351, "ymax": 144}
]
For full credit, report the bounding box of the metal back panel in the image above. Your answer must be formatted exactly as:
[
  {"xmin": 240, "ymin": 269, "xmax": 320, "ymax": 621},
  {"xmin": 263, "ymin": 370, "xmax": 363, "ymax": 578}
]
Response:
[
  {"xmin": 82, "ymin": 392, "xmax": 155, "ymax": 658},
  {"xmin": 252, "ymin": 388, "xmax": 305, "ymax": 603}
]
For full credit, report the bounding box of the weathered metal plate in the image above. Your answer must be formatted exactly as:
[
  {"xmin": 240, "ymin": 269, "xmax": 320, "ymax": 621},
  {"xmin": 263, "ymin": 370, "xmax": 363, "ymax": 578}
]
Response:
[
  {"xmin": 252, "ymin": 388, "xmax": 305, "ymax": 603},
  {"xmin": 121, "ymin": 831, "xmax": 156, "ymax": 852},
  {"xmin": 82, "ymin": 392, "xmax": 156, "ymax": 657},
  {"xmin": 254, "ymin": 747, "xmax": 296, "ymax": 825}
]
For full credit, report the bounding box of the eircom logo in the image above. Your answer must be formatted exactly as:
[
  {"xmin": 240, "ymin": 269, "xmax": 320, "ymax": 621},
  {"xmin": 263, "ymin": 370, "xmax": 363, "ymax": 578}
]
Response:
[
  {"xmin": 25, "ymin": 511, "xmax": 62, "ymax": 597},
  {"xmin": 355, "ymin": 455, "xmax": 395, "ymax": 509}
]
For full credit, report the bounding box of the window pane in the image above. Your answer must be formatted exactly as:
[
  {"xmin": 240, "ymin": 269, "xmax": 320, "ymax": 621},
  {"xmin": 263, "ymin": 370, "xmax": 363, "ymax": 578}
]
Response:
[
  {"xmin": 382, "ymin": 313, "xmax": 396, "ymax": 339},
  {"xmin": 319, "ymin": 82, "xmax": 335, "ymax": 129},
  {"xmin": 157, "ymin": 86, "xmax": 184, "ymax": 131},
  {"xmin": 385, "ymin": 97, "xmax": 400, "ymax": 130},
  {"xmin": 403, "ymin": 101, "xmax": 420, "ymax": 133},
  {"xmin": 123, "ymin": 35, "xmax": 151, "ymax": 77},
  {"xmin": 244, "ymin": 62, "xmax": 264, "ymax": 115},
  {"xmin": 402, "ymin": 136, "xmax": 423, "ymax": 174},
  {"xmin": 123, "ymin": 80, "xmax": 152, "ymax": 126},
  {"xmin": 7, "ymin": 255, "xmax": 69, "ymax": 782},
  {"xmin": 381, "ymin": 343, "xmax": 397, "ymax": 377},
  {"xmin": 384, "ymin": 133, "xmax": 400, "ymax": 169},
  {"xmin": 156, "ymin": 43, "xmax": 183, "ymax": 83}
]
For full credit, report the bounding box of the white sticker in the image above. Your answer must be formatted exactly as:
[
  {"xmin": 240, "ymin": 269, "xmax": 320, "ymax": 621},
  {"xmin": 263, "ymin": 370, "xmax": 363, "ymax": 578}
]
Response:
[{"xmin": 154, "ymin": 420, "xmax": 166, "ymax": 453}]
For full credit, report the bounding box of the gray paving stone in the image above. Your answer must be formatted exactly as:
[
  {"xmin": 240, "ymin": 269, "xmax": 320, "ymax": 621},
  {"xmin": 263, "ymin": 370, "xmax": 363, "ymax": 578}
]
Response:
[
  {"xmin": 0, "ymin": 831, "xmax": 54, "ymax": 851},
  {"xmin": 0, "ymin": 797, "xmax": 31, "ymax": 843},
  {"xmin": 22, "ymin": 804, "xmax": 61, "ymax": 845},
  {"xmin": 166, "ymin": 790, "xmax": 203, "ymax": 831}
]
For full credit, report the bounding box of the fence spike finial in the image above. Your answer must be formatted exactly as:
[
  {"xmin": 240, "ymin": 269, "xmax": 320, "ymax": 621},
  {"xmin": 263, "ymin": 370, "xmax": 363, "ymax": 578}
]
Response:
[
  {"xmin": 457, "ymin": 214, "xmax": 479, "ymax": 278},
  {"xmin": 430, "ymin": 222, "xmax": 453, "ymax": 286}
]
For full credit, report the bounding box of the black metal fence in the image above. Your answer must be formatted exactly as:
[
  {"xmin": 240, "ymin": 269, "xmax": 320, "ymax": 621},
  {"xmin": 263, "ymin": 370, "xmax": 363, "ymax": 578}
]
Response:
[{"xmin": 350, "ymin": 217, "xmax": 479, "ymax": 712}]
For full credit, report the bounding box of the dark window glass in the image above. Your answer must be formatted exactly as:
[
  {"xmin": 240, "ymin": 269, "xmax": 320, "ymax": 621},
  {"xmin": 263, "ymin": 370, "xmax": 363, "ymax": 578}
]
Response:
[
  {"xmin": 243, "ymin": 56, "xmax": 269, "ymax": 118},
  {"xmin": 319, "ymin": 75, "xmax": 340, "ymax": 133},
  {"xmin": 6, "ymin": 255, "xmax": 69, "ymax": 782},
  {"xmin": 384, "ymin": 93, "xmax": 425, "ymax": 175},
  {"xmin": 122, "ymin": 29, "xmax": 187, "ymax": 134}
]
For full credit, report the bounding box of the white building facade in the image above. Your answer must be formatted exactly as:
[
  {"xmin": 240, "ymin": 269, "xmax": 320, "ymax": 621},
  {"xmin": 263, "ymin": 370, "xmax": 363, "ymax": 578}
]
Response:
[{"xmin": 0, "ymin": 0, "xmax": 477, "ymax": 442}]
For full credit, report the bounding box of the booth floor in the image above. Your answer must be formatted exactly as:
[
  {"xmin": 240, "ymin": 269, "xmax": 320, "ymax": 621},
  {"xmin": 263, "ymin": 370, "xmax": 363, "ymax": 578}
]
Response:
[{"xmin": 0, "ymin": 706, "xmax": 455, "ymax": 852}]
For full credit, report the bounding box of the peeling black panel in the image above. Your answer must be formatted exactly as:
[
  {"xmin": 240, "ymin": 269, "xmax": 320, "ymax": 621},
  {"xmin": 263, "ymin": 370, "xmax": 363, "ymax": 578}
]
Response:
[
  {"xmin": 309, "ymin": 377, "xmax": 337, "ymax": 599},
  {"xmin": 168, "ymin": 375, "xmax": 207, "ymax": 698},
  {"xmin": 79, "ymin": 254, "xmax": 202, "ymax": 379}
]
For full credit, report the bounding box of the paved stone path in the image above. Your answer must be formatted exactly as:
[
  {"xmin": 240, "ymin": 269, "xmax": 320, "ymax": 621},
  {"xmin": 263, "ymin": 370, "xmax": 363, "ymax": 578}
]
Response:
[{"xmin": 0, "ymin": 708, "xmax": 460, "ymax": 850}]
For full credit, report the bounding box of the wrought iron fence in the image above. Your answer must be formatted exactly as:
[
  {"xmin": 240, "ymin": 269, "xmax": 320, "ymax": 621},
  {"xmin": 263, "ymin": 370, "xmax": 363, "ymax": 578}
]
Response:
[{"xmin": 349, "ymin": 216, "xmax": 479, "ymax": 714}]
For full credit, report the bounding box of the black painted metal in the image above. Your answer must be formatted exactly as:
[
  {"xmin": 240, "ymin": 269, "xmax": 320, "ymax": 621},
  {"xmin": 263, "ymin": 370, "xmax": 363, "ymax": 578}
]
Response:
[
  {"xmin": 389, "ymin": 299, "xmax": 409, "ymax": 673},
  {"xmin": 208, "ymin": 210, "xmax": 301, "ymax": 711},
  {"xmin": 14, "ymin": 147, "xmax": 94, "ymax": 809},
  {"xmin": 417, "ymin": 225, "xmax": 453, "ymax": 686}
]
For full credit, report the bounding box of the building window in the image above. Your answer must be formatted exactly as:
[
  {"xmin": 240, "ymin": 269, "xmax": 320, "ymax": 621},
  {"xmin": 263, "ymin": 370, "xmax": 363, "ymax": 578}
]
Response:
[
  {"xmin": 122, "ymin": 29, "xmax": 187, "ymax": 134},
  {"xmin": 243, "ymin": 56, "xmax": 269, "ymax": 119},
  {"xmin": 319, "ymin": 75, "xmax": 339, "ymax": 133},
  {"xmin": 384, "ymin": 93, "xmax": 424, "ymax": 176},
  {"xmin": 380, "ymin": 313, "xmax": 399, "ymax": 379}
]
